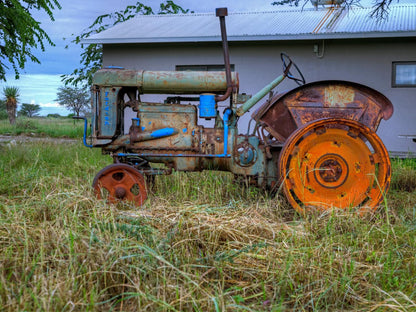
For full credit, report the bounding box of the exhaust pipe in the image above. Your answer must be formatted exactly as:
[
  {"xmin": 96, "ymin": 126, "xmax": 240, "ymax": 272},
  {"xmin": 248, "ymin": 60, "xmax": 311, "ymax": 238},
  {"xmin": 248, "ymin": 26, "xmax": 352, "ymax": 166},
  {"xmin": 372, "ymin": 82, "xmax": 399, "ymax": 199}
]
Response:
[{"xmin": 215, "ymin": 8, "xmax": 234, "ymax": 103}]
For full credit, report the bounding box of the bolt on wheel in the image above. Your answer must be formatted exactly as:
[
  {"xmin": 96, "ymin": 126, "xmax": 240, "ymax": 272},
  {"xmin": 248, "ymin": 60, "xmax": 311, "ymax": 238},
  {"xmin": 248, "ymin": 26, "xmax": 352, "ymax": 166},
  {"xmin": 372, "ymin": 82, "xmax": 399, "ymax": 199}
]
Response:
[
  {"xmin": 92, "ymin": 163, "xmax": 148, "ymax": 206},
  {"xmin": 278, "ymin": 118, "xmax": 391, "ymax": 214}
]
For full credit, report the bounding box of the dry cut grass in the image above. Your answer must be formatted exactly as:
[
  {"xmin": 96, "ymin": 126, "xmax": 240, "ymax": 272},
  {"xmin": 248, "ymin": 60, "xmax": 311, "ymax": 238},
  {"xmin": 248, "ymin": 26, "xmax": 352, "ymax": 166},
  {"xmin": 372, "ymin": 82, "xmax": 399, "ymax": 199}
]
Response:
[{"xmin": 0, "ymin": 141, "xmax": 416, "ymax": 311}]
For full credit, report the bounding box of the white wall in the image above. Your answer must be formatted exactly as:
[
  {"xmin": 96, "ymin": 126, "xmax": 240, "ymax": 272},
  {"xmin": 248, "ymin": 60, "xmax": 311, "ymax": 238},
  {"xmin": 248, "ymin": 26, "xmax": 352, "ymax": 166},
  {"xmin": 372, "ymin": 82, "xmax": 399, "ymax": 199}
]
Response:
[{"xmin": 103, "ymin": 37, "xmax": 416, "ymax": 155}]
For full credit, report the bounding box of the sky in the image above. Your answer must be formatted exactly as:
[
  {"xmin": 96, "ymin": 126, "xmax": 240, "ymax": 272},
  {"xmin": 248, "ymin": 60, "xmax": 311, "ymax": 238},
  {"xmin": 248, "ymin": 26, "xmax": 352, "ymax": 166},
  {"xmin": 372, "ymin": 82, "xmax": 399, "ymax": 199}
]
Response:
[
  {"xmin": 1, "ymin": 0, "xmax": 277, "ymax": 115},
  {"xmin": 0, "ymin": 0, "xmax": 408, "ymax": 115}
]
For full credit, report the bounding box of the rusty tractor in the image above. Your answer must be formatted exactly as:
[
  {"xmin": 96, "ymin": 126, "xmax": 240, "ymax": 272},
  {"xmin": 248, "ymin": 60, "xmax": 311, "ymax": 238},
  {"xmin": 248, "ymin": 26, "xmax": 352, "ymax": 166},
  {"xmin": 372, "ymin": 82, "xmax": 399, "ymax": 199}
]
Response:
[{"xmin": 79, "ymin": 8, "xmax": 393, "ymax": 214}]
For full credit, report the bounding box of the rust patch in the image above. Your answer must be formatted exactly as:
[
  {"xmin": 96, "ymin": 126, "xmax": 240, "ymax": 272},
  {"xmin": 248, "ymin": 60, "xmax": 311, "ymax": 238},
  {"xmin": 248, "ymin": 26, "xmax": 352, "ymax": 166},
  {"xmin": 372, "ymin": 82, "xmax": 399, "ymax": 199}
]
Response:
[{"xmin": 324, "ymin": 85, "xmax": 355, "ymax": 107}]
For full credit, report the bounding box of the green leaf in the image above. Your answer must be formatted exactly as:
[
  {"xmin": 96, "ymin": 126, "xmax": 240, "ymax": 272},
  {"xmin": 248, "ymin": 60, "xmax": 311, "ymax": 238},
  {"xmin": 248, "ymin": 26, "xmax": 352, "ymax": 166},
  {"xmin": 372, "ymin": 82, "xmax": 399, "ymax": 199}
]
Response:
[{"xmin": 0, "ymin": 0, "xmax": 61, "ymax": 81}]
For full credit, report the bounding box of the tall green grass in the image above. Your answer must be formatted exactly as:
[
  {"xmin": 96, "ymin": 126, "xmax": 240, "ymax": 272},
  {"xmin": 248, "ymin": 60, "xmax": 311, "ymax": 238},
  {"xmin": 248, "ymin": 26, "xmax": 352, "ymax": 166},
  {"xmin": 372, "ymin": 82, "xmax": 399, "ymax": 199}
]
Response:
[
  {"xmin": 0, "ymin": 117, "xmax": 84, "ymax": 138},
  {"xmin": 1, "ymin": 142, "xmax": 415, "ymax": 311}
]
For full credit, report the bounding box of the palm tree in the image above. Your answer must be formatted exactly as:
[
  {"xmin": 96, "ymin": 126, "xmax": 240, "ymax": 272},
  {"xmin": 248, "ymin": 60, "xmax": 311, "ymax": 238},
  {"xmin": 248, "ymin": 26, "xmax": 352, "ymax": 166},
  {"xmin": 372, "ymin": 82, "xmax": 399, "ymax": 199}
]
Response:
[{"xmin": 2, "ymin": 86, "xmax": 20, "ymax": 125}]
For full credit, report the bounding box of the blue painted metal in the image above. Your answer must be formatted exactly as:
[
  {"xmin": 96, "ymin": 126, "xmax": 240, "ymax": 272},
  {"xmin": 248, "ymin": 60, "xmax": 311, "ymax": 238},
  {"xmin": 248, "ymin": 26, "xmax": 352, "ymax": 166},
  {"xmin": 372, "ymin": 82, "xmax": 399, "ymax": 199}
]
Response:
[
  {"xmin": 132, "ymin": 118, "xmax": 140, "ymax": 126},
  {"xmin": 99, "ymin": 87, "xmax": 119, "ymax": 137},
  {"xmin": 231, "ymin": 135, "xmax": 262, "ymax": 172},
  {"xmin": 82, "ymin": 118, "xmax": 93, "ymax": 148},
  {"xmin": 150, "ymin": 128, "xmax": 177, "ymax": 138},
  {"xmin": 73, "ymin": 117, "xmax": 93, "ymax": 148},
  {"xmin": 222, "ymin": 109, "xmax": 232, "ymax": 157},
  {"xmin": 237, "ymin": 146, "xmax": 256, "ymax": 166},
  {"xmin": 105, "ymin": 66, "xmax": 124, "ymax": 69},
  {"xmin": 199, "ymin": 94, "xmax": 217, "ymax": 118},
  {"xmin": 116, "ymin": 152, "xmax": 231, "ymax": 158},
  {"xmin": 130, "ymin": 127, "xmax": 179, "ymax": 142}
]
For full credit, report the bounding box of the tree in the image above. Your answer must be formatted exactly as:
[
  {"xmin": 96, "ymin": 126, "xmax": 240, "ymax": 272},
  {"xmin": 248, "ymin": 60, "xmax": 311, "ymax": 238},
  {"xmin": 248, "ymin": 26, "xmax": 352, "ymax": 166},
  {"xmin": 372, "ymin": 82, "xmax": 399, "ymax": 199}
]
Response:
[
  {"xmin": 55, "ymin": 86, "xmax": 90, "ymax": 117},
  {"xmin": 272, "ymin": 0, "xmax": 397, "ymax": 19},
  {"xmin": 2, "ymin": 86, "xmax": 20, "ymax": 124},
  {"xmin": 62, "ymin": 0, "xmax": 189, "ymax": 87},
  {"xmin": 19, "ymin": 103, "xmax": 41, "ymax": 118},
  {"xmin": 0, "ymin": 0, "xmax": 61, "ymax": 81}
]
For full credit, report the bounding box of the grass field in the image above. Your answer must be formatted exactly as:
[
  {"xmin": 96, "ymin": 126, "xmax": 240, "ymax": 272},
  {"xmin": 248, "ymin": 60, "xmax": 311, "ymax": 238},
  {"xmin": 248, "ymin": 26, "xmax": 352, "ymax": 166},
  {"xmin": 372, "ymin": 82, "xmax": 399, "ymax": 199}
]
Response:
[
  {"xmin": 0, "ymin": 117, "xmax": 84, "ymax": 138},
  {"xmin": 1, "ymin": 139, "xmax": 416, "ymax": 311}
]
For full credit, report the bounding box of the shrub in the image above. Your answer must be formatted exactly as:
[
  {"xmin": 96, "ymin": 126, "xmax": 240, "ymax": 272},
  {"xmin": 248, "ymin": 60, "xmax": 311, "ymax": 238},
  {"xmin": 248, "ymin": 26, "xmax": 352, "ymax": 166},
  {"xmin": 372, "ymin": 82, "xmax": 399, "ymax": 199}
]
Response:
[
  {"xmin": 16, "ymin": 120, "xmax": 37, "ymax": 131},
  {"xmin": 0, "ymin": 110, "xmax": 8, "ymax": 120},
  {"xmin": 47, "ymin": 113, "xmax": 61, "ymax": 118}
]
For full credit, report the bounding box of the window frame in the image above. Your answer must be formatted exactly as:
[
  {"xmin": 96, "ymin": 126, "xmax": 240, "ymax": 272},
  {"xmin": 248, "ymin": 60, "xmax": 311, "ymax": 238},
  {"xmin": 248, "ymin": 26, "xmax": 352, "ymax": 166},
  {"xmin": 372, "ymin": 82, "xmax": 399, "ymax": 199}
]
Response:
[
  {"xmin": 175, "ymin": 64, "xmax": 235, "ymax": 72},
  {"xmin": 392, "ymin": 61, "xmax": 416, "ymax": 88}
]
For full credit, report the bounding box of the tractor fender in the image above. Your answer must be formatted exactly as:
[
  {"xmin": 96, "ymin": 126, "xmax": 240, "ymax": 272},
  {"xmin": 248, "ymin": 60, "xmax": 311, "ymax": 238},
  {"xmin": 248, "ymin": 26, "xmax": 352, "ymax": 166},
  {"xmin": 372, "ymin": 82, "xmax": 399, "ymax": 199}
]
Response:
[{"xmin": 252, "ymin": 80, "xmax": 393, "ymax": 143}]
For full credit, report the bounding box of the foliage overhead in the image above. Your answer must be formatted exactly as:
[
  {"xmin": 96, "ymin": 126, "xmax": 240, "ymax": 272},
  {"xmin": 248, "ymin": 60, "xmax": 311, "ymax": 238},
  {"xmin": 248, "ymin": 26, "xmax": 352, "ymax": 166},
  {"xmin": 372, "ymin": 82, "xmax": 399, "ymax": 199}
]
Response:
[
  {"xmin": 369, "ymin": 0, "xmax": 395, "ymax": 19},
  {"xmin": 62, "ymin": 0, "xmax": 189, "ymax": 87},
  {"xmin": 2, "ymin": 86, "xmax": 20, "ymax": 124},
  {"xmin": 272, "ymin": 0, "xmax": 396, "ymax": 19},
  {"xmin": 55, "ymin": 86, "xmax": 90, "ymax": 117},
  {"xmin": 19, "ymin": 103, "xmax": 41, "ymax": 118},
  {"xmin": 0, "ymin": 0, "xmax": 61, "ymax": 81}
]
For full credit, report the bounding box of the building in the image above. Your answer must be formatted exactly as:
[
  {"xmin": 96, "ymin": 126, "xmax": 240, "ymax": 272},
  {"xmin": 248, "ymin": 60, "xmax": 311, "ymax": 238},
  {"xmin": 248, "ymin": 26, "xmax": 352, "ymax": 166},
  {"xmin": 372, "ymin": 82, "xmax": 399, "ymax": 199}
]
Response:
[{"xmin": 83, "ymin": 4, "xmax": 416, "ymax": 156}]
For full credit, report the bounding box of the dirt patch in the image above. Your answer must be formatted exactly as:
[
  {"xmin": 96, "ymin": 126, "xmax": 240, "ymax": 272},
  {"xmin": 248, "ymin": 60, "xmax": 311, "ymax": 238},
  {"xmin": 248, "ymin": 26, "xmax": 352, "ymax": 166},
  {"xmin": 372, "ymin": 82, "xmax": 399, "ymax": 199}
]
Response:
[{"xmin": 0, "ymin": 135, "xmax": 80, "ymax": 144}]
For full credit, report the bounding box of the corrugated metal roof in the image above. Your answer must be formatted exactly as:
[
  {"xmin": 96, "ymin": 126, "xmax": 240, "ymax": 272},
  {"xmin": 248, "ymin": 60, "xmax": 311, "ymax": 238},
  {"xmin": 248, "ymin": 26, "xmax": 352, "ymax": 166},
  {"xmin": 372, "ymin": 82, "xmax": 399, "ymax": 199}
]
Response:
[{"xmin": 83, "ymin": 4, "xmax": 416, "ymax": 44}]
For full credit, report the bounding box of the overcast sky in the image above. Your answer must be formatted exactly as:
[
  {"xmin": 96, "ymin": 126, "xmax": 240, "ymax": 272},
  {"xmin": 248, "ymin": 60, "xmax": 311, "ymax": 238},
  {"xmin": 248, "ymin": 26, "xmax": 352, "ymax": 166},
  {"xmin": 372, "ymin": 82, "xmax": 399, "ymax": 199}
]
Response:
[
  {"xmin": 2, "ymin": 0, "xmax": 277, "ymax": 115},
  {"xmin": 10, "ymin": 0, "xmax": 279, "ymax": 76},
  {"xmin": 0, "ymin": 0, "xmax": 408, "ymax": 115}
]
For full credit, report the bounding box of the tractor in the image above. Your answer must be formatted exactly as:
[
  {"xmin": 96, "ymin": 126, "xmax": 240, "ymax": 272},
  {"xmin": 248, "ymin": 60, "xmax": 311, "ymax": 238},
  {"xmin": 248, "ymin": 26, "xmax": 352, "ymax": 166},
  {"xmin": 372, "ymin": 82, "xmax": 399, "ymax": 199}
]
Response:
[{"xmin": 78, "ymin": 8, "xmax": 393, "ymax": 214}]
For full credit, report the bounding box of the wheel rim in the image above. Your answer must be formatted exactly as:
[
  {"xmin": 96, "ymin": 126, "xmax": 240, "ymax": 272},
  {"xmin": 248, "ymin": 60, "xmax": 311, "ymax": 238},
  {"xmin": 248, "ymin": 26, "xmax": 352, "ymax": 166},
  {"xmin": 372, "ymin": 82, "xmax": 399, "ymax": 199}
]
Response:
[
  {"xmin": 92, "ymin": 164, "xmax": 148, "ymax": 206},
  {"xmin": 278, "ymin": 118, "xmax": 391, "ymax": 213}
]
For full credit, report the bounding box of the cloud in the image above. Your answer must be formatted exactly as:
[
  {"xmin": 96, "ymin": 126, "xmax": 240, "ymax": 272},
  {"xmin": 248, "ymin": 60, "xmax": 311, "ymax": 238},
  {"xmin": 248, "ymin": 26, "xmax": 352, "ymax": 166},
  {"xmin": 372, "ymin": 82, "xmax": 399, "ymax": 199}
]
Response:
[
  {"xmin": 2, "ymin": 74, "xmax": 62, "ymax": 103},
  {"xmin": 38, "ymin": 102, "xmax": 62, "ymax": 108},
  {"xmin": 1, "ymin": 74, "xmax": 71, "ymax": 115}
]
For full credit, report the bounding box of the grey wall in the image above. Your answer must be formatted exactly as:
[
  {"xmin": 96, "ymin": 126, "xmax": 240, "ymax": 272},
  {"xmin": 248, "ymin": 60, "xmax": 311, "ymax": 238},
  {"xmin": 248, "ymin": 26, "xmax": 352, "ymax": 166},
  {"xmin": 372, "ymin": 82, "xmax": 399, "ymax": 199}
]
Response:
[{"xmin": 103, "ymin": 37, "xmax": 416, "ymax": 155}]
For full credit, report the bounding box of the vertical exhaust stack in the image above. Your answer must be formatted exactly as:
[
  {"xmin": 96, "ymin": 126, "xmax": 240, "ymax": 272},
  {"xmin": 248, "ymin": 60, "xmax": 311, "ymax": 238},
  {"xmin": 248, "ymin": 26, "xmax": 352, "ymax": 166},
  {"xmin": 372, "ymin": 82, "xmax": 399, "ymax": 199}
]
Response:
[{"xmin": 215, "ymin": 7, "xmax": 233, "ymax": 103}]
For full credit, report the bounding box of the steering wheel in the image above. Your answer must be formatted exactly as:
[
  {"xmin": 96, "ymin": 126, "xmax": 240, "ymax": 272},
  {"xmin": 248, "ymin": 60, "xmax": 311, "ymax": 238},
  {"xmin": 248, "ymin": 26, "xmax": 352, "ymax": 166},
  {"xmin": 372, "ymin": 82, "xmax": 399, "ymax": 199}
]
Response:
[{"xmin": 280, "ymin": 53, "xmax": 306, "ymax": 86}]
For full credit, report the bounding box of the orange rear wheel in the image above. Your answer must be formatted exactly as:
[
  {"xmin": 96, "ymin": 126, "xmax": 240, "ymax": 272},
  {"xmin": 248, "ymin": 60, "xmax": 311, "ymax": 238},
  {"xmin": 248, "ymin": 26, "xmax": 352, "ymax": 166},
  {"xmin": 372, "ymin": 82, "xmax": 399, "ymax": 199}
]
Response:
[{"xmin": 278, "ymin": 118, "xmax": 391, "ymax": 214}]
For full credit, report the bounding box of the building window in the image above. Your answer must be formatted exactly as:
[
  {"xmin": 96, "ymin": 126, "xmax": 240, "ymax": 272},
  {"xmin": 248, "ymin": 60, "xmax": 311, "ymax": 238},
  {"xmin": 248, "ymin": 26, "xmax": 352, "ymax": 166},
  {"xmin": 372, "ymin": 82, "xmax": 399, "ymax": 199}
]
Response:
[
  {"xmin": 392, "ymin": 62, "xmax": 416, "ymax": 87},
  {"xmin": 176, "ymin": 64, "xmax": 235, "ymax": 72}
]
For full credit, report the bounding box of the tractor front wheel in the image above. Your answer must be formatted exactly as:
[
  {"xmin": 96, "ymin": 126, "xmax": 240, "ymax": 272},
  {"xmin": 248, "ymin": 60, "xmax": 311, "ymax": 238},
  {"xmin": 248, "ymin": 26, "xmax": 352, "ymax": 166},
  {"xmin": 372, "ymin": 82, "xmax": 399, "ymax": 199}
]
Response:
[{"xmin": 92, "ymin": 164, "xmax": 148, "ymax": 206}]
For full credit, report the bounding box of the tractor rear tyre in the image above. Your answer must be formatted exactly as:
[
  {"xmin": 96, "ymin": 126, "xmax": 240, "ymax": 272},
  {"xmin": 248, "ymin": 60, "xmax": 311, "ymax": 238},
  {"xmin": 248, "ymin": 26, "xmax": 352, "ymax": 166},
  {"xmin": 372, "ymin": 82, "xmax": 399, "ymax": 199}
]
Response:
[{"xmin": 278, "ymin": 118, "xmax": 391, "ymax": 214}]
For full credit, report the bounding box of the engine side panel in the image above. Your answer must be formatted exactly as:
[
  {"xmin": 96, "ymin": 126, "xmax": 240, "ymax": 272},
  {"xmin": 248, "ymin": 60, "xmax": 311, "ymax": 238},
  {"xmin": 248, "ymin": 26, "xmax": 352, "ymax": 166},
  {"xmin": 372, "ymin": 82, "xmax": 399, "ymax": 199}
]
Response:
[{"xmin": 132, "ymin": 103, "xmax": 199, "ymax": 151}]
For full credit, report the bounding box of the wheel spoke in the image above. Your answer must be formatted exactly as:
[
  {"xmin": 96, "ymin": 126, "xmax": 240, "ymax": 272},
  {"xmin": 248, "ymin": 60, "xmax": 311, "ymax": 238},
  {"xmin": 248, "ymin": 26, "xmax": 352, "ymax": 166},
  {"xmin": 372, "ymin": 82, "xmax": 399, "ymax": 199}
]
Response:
[
  {"xmin": 97, "ymin": 174, "xmax": 120, "ymax": 190},
  {"xmin": 119, "ymin": 171, "xmax": 140, "ymax": 189},
  {"xmin": 371, "ymin": 151, "xmax": 383, "ymax": 164}
]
